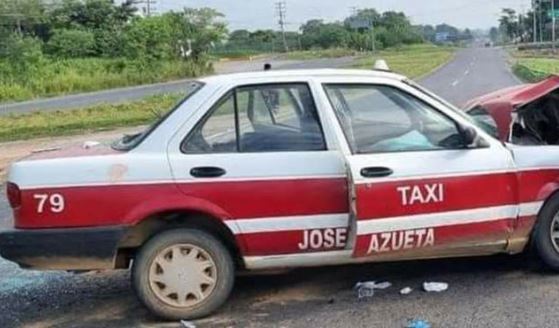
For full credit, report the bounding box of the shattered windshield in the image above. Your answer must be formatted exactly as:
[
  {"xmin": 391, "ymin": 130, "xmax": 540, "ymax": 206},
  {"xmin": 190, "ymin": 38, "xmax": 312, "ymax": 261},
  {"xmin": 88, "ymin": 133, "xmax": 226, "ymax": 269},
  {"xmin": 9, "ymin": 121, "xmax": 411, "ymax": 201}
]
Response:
[{"xmin": 111, "ymin": 82, "xmax": 204, "ymax": 151}]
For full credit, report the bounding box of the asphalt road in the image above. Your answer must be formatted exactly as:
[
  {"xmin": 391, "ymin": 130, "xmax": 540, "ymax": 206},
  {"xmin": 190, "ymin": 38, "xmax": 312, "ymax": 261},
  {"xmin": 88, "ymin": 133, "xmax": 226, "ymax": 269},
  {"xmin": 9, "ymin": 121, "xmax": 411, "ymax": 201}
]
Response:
[
  {"xmin": 3, "ymin": 47, "xmax": 553, "ymax": 328},
  {"xmin": 420, "ymin": 47, "xmax": 521, "ymax": 106},
  {"xmin": 0, "ymin": 56, "xmax": 355, "ymax": 116}
]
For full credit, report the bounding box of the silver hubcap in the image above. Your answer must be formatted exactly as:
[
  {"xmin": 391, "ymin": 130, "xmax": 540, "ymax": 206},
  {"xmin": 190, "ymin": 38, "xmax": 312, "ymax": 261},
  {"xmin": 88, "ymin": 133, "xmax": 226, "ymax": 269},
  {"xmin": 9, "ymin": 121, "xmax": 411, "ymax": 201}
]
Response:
[
  {"xmin": 551, "ymin": 214, "xmax": 559, "ymax": 253},
  {"xmin": 149, "ymin": 244, "xmax": 217, "ymax": 308}
]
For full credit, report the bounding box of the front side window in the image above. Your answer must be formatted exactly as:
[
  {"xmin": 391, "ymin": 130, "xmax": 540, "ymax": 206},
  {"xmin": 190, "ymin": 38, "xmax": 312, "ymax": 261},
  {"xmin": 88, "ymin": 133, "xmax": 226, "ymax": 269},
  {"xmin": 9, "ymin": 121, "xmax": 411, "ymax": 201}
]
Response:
[
  {"xmin": 324, "ymin": 84, "xmax": 466, "ymax": 154},
  {"xmin": 467, "ymin": 106, "xmax": 498, "ymax": 138},
  {"xmin": 183, "ymin": 83, "xmax": 326, "ymax": 153}
]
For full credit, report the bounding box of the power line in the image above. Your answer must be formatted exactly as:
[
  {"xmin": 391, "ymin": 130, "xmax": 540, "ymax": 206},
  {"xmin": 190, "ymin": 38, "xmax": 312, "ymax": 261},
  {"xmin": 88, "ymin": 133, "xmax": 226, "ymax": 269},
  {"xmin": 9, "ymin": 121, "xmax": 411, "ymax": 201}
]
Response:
[{"xmin": 275, "ymin": 1, "xmax": 289, "ymax": 52}]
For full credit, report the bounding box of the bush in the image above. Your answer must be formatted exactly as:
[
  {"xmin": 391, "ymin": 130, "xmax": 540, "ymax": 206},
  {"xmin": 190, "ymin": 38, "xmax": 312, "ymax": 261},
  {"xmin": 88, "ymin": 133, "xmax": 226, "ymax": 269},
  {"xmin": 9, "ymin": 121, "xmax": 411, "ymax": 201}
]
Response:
[
  {"xmin": 46, "ymin": 29, "xmax": 96, "ymax": 58},
  {"xmin": 122, "ymin": 16, "xmax": 173, "ymax": 61},
  {"xmin": 0, "ymin": 35, "xmax": 45, "ymax": 78}
]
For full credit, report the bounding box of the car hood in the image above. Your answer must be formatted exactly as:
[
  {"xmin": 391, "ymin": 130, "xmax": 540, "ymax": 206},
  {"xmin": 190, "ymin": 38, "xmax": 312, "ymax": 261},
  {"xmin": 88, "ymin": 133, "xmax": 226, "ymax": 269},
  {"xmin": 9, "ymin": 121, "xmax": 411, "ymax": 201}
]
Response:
[
  {"xmin": 464, "ymin": 75, "xmax": 559, "ymax": 141},
  {"xmin": 465, "ymin": 75, "xmax": 559, "ymax": 111}
]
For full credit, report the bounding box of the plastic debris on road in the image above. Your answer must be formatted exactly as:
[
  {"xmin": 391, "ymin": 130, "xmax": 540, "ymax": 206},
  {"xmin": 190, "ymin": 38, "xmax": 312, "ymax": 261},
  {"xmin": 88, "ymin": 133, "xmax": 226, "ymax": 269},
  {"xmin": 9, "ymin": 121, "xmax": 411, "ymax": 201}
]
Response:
[
  {"xmin": 354, "ymin": 281, "xmax": 392, "ymax": 299},
  {"xmin": 400, "ymin": 287, "xmax": 413, "ymax": 295},
  {"xmin": 406, "ymin": 319, "xmax": 432, "ymax": 328},
  {"xmin": 180, "ymin": 320, "xmax": 196, "ymax": 328},
  {"xmin": 423, "ymin": 282, "xmax": 448, "ymax": 292},
  {"xmin": 82, "ymin": 141, "xmax": 101, "ymax": 149}
]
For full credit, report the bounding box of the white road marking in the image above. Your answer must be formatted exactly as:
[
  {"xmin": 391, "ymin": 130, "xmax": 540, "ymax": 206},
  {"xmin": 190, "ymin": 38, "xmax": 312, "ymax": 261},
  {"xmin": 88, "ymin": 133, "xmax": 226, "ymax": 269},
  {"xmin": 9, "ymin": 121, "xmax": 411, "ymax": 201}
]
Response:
[
  {"xmin": 451, "ymin": 80, "xmax": 460, "ymax": 87},
  {"xmin": 464, "ymin": 69, "xmax": 470, "ymax": 76}
]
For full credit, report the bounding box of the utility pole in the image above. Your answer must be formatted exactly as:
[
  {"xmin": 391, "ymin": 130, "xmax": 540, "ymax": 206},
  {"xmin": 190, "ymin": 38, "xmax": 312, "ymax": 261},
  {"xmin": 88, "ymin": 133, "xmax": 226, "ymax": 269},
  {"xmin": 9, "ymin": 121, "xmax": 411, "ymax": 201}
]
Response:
[
  {"xmin": 14, "ymin": 0, "xmax": 22, "ymax": 35},
  {"xmin": 553, "ymin": 0, "xmax": 557, "ymax": 51},
  {"xmin": 540, "ymin": 0, "xmax": 544, "ymax": 42},
  {"xmin": 371, "ymin": 20, "xmax": 376, "ymax": 53},
  {"xmin": 533, "ymin": 0, "xmax": 538, "ymax": 43},
  {"xmin": 275, "ymin": 1, "xmax": 289, "ymax": 53},
  {"xmin": 132, "ymin": 0, "xmax": 157, "ymax": 17}
]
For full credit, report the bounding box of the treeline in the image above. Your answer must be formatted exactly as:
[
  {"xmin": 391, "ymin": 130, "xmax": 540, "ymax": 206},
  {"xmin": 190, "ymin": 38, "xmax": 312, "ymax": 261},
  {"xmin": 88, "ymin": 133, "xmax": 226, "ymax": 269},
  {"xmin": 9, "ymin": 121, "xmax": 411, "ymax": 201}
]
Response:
[
  {"xmin": 0, "ymin": 0, "xmax": 226, "ymax": 61},
  {"xmin": 0, "ymin": 1, "xmax": 469, "ymax": 102},
  {"xmin": 219, "ymin": 9, "xmax": 471, "ymax": 55},
  {"xmin": 0, "ymin": 0, "xmax": 226, "ymax": 101},
  {"xmin": 495, "ymin": 5, "xmax": 557, "ymax": 44}
]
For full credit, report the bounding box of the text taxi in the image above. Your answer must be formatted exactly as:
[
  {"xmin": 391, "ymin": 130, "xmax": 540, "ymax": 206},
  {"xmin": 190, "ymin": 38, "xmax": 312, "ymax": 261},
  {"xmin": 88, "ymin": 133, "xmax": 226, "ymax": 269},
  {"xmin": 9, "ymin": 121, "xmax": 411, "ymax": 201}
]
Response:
[{"xmin": 3, "ymin": 69, "xmax": 559, "ymax": 320}]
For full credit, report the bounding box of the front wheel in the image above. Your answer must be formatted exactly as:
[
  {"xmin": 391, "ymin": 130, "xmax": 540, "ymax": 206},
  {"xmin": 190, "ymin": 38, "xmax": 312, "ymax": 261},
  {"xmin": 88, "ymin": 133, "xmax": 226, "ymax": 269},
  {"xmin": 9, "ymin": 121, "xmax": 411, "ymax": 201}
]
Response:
[
  {"xmin": 132, "ymin": 228, "xmax": 235, "ymax": 320},
  {"xmin": 534, "ymin": 197, "xmax": 559, "ymax": 270}
]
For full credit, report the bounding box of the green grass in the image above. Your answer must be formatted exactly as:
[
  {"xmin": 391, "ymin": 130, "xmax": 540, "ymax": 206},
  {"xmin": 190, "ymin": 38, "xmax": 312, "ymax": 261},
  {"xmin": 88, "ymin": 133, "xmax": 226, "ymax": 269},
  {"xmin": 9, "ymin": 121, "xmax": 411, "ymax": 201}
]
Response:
[
  {"xmin": 512, "ymin": 56, "xmax": 559, "ymax": 82},
  {"xmin": 0, "ymin": 93, "xmax": 183, "ymax": 142},
  {"xmin": 281, "ymin": 48, "xmax": 358, "ymax": 60},
  {"xmin": 0, "ymin": 58, "xmax": 212, "ymax": 103},
  {"xmin": 351, "ymin": 44, "xmax": 456, "ymax": 79}
]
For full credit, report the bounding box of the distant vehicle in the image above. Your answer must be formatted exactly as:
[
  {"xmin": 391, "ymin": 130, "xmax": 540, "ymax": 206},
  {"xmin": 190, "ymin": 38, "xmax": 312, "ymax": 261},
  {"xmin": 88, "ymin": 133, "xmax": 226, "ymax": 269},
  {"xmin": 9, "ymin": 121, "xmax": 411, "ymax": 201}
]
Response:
[
  {"xmin": 485, "ymin": 42, "xmax": 493, "ymax": 47},
  {"xmin": 465, "ymin": 75, "xmax": 559, "ymax": 145},
  {"xmin": 3, "ymin": 69, "xmax": 559, "ymax": 320}
]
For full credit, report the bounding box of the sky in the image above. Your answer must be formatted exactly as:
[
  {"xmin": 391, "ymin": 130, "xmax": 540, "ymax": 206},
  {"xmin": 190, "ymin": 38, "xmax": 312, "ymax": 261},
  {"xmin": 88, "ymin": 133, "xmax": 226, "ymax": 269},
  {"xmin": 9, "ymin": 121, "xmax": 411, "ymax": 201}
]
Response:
[{"xmin": 153, "ymin": 0, "xmax": 533, "ymax": 31}]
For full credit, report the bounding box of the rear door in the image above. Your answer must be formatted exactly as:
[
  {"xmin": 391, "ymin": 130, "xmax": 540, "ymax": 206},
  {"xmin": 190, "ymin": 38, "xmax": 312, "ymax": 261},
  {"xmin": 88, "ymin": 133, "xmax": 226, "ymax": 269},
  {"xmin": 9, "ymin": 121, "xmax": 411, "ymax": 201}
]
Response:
[
  {"xmin": 168, "ymin": 81, "xmax": 350, "ymax": 260},
  {"xmin": 322, "ymin": 82, "xmax": 518, "ymax": 259}
]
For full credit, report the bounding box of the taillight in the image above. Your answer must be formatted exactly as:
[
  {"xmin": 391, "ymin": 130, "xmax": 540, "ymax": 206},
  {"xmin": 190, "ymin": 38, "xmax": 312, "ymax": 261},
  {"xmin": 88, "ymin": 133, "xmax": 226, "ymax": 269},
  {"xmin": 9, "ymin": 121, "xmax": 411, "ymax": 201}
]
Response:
[{"xmin": 6, "ymin": 182, "xmax": 21, "ymax": 209}]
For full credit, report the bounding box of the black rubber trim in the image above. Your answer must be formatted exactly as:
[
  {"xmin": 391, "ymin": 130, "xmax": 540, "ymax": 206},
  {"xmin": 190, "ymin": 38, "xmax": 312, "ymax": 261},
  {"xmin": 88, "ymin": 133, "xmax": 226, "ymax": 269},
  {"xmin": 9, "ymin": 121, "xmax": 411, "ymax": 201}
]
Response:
[{"xmin": 0, "ymin": 226, "xmax": 128, "ymax": 269}]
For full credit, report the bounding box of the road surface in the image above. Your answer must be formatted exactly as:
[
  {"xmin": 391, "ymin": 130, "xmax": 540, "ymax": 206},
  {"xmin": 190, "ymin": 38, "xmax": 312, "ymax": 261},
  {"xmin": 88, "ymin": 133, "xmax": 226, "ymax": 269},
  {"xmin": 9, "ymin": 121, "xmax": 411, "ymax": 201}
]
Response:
[
  {"xmin": 0, "ymin": 56, "xmax": 355, "ymax": 116},
  {"xmin": 4, "ymin": 47, "xmax": 554, "ymax": 328},
  {"xmin": 420, "ymin": 47, "xmax": 521, "ymax": 106}
]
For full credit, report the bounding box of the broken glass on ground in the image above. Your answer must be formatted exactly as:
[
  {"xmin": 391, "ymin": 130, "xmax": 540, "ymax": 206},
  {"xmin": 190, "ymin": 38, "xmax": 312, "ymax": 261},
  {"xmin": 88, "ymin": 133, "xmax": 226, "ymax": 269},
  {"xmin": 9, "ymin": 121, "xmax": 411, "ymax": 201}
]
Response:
[
  {"xmin": 422, "ymin": 282, "xmax": 448, "ymax": 292},
  {"xmin": 354, "ymin": 281, "xmax": 392, "ymax": 299}
]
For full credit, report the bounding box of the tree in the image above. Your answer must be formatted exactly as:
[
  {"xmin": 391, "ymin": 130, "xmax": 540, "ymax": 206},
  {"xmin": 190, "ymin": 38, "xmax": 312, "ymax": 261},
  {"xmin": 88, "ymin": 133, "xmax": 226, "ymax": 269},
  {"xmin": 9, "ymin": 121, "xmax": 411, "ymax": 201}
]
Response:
[
  {"xmin": 169, "ymin": 8, "xmax": 228, "ymax": 60},
  {"xmin": 499, "ymin": 8, "xmax": 518, "ymax": 42},
  {"xmin": 0, "ymin": 0, "xmax": 44, "ymax": 36},
  {"xmin": 46, "ymin": 29, "xmax": 96, "ymax": 58},
  {"xmin": 122, "ymin": 15, "xmax": 173, "ymax": 61},
  {"xmin": 229, "ymin": 29, "xmax": 250, "ymax": 42}
]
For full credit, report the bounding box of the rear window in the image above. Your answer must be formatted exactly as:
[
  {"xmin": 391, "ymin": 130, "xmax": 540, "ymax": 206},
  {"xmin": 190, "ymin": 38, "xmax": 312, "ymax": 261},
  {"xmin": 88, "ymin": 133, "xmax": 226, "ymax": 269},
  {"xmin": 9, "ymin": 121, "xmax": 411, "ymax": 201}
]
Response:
[{"xmin": 112, "ymin": 81, "xmax": 204, "ymax": 151}]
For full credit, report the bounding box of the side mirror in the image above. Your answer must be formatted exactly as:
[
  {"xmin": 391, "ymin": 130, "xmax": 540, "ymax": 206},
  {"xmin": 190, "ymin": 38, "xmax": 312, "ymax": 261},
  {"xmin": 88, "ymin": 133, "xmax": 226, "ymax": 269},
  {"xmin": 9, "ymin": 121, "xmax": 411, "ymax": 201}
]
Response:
[{"xmin": 459, "ymin": 125, "xmax": 489, "ymax": 148}]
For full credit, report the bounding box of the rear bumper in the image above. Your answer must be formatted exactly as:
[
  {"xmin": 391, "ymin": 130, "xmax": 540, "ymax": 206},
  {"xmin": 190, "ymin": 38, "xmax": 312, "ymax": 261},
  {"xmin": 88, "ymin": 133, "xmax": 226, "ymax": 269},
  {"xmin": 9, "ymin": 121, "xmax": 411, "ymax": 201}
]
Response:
[{"xmin": 0, "ymin": 226, "xmax": 128, "ymax": 270}]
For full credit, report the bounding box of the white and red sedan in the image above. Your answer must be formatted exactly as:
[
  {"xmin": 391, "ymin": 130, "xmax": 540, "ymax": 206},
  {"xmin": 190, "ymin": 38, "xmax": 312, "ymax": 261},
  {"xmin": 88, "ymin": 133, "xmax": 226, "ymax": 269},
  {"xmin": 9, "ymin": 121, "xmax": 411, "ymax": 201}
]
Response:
[{"xmin": 2, "ymin": 69, "xmax": 559, "ymax": 319}]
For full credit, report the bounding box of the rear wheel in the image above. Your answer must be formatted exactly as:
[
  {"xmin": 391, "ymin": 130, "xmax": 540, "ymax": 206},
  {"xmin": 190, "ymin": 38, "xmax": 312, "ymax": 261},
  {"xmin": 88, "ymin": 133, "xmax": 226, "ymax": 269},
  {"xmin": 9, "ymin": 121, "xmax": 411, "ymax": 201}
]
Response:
[
  {"xmin": 534, "ymin": 196, "xmax": 559, "ymax": 270},
  {"xmin": 132, "ymin": 228, "xmax": 234, "ymax": 320}
]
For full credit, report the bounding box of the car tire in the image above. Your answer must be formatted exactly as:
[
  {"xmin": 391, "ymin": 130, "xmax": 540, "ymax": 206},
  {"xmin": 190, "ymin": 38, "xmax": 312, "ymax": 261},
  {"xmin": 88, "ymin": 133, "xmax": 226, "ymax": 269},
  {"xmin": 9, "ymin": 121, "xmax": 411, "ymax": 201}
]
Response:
[
  {"xmin": 132, "ymin": 228, "xmax": 235, "ymax": 320},
  {"xmin": 534, "ymin": 196, "xmax": 559, "ymax": 270}
]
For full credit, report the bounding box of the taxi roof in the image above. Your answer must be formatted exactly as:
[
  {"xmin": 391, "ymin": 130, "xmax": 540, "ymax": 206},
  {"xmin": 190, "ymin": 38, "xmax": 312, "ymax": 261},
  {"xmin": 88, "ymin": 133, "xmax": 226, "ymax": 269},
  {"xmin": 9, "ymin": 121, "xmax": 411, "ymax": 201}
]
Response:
[{"xmin": 198, "ymin": 68, "xmax": 406, "ymax": 85}]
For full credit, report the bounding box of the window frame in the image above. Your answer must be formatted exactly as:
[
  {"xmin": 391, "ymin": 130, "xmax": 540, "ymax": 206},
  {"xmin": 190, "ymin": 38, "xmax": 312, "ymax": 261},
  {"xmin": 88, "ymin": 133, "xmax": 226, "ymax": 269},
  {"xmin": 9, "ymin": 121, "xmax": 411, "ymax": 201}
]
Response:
[
  {"xmin": 181, "ymin": 82, "xmax": 328, "ymax": 154},
  {"xmin": 322, "ymin": 83, "xmax": 474, "ymax": 155}
]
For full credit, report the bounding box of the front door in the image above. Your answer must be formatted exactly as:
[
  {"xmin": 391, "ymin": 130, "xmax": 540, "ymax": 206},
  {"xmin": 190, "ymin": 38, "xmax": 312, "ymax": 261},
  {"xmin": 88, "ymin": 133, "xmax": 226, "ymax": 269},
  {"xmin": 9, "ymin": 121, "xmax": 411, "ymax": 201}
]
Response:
[{"xmin": 323, "ymin": 83, "xmax": 518, "ymax": 259}]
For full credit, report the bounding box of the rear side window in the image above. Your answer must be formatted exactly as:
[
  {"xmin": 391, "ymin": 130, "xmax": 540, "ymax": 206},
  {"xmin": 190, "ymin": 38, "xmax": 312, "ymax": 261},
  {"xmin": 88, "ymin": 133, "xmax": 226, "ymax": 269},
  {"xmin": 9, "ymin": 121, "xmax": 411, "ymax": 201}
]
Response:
[{"xmin": 182, "ymin": 83, "xmax": 326, "ymax": 153}]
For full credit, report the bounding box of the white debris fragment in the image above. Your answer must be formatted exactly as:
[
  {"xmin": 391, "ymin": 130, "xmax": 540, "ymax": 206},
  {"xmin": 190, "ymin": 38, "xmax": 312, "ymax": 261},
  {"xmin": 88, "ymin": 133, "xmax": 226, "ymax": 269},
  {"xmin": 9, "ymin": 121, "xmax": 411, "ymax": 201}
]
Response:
[
  {"xmin": 354, "ymin": 281, "xmax": 392, "ymax": 299},
  {"xmin": 180, "ymin": 320, "xmax": 196, "ymax": 328},
  {"xmin": 423, "ymin": 282, "xmax": 448, "ymax": 292},
  {"xmin": 400, "ymin": 287, "xmax": 413, "ymax": 295},
  {"xmin": 31, "ymin": 147, "xmax": 61, "ymax": 153},
  {"xmin": 83, "ymin": 141, "xmax": 101, "ymax": 149}
]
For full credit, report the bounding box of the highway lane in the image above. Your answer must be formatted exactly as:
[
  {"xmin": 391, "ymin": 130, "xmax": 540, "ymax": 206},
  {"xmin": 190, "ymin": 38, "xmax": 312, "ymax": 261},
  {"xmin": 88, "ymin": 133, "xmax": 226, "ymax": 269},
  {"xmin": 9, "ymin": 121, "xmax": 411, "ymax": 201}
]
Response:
[{"xmin": 420, "ymin": 47, "xmax": 521, "ymax": 107}]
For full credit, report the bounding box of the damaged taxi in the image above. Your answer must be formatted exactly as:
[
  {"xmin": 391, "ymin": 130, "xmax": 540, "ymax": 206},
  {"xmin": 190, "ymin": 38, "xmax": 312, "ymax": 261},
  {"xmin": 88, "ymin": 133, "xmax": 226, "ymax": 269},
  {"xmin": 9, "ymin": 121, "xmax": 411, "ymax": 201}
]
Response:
[{"xmin": 3, "ymin": 69, "xmax": 559, "ymax": 320}]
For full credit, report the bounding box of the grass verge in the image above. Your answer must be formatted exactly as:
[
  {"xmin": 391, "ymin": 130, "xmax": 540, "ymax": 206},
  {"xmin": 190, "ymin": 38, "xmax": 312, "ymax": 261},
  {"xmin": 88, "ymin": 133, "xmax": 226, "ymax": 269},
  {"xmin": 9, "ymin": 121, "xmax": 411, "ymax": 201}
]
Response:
[
  {"xmin": 512, "ymin": 56, "xmax": 559, "ymax": 82},
  {"xmin": 351, "ymin": 44, "xmax": 456, "ymax": 79},
  {"xmin": 0, "ymin": 58, "xmax": 211, "ymax": 103},
  {"xmin": 0, "ymin": 93, "xmax": 183, "ymax": 143},
  {"xmin": 281, "ymin": 48, "xmax": 358, "ymax": 60}
]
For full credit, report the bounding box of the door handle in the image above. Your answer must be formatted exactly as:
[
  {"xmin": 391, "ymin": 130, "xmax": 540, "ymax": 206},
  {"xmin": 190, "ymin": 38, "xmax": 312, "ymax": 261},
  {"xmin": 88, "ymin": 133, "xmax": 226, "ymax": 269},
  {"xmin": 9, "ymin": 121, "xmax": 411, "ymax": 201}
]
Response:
[
  {"xmin": 360, "ymin": 167, "xmax": 393, "ymax": 178},
  {"xmin": 190, "ymin": 167, "xmax": 226, "ymax": 178}
]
